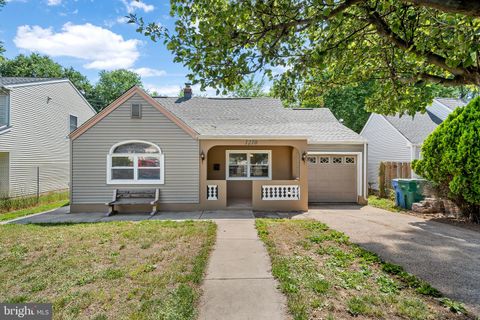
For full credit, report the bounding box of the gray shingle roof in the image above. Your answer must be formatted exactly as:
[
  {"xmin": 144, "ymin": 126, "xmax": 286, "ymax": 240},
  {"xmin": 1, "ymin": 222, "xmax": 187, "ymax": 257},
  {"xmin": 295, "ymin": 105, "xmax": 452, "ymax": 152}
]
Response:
[
  {"xmin": 0, "ymin": 77, "xmax": 65, "ymax": 87},
  {"xmin": 383, "ymin": 111, "xmax": 442, "ymax": 144},
  {"xmin": 155, "ymin": 97, "xmax": 366, "ymax": 143},
  {"xmin": 382, "ymin": 98, "xmax": 466, "ymax": 144},
  {"xmin": 435, "ymin": 97, "xmax": 466, "ymax": 110}
]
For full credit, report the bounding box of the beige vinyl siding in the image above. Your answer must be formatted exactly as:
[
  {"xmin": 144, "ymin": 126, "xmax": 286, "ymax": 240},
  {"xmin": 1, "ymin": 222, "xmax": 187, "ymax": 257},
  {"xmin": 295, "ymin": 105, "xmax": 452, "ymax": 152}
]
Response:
[
  {"xmin": 71, "ymin": 93, "xmax": 199, "ymax": 204},
  {"xmin": 360, "ymin": 114, "xmax": 412, "ymax": 189},
  {"xmin": 0, "ymin": 81, "xmax": 95, "ymax": 196},
  {"xmin": 0, "ymin": 94, "xmax": 8, "ymax": 127},
  {"xmin": 0, "ymin": 152, "xmax": 9, "ymax": 196},
  {"xmin": 308, "ymin": 144, "xmax": 364, "ymax": 153}
]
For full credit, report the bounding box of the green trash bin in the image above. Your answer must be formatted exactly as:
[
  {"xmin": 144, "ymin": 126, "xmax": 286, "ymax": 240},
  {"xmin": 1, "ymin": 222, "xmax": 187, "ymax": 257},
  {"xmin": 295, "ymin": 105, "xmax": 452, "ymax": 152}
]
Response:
[{"xmin": 397, "ymin": 179, "xmax": 426, "ymax": 209}]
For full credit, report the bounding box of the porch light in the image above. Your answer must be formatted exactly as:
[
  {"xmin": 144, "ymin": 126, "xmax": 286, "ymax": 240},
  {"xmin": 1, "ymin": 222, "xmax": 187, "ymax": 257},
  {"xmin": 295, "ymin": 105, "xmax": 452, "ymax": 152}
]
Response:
[
  {"xmin": 302, "ymin": 151, "xmax": 307, "ymax": 162},
  {"xmin": 200, "ymin": 151, "xmax": 205, "ymax": 161}
]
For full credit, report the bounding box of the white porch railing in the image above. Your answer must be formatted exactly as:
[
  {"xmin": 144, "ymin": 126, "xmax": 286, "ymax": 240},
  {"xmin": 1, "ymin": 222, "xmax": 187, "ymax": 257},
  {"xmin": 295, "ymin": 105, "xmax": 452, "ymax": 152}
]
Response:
[
  {"xmin": 207, "ymin": 185, "xmax": 219, "ymax": 200},
  {"xmin": 262, "ymin": 185, "xmax": 300, "ymax": 200}
]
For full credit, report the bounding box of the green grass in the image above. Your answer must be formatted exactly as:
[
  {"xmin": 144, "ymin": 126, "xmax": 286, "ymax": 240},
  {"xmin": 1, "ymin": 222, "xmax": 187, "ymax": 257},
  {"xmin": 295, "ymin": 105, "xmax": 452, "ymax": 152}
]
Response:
[
  {"xmin": 0, "ymin": 200, "xmax": 69, "ymax": 222},
  {"xmin": 0, "ymin": 191, "xmax": 69, "ymax": 214},
  {"xmin": 0, "ymin": 221, "xmax": 216, "ymax": 319},
  {"xmin": 256, "ymin": 219, "xmax": 471, "ymax": 319},
  {"xmin": 368, "ymin": 195, "xmax": 402, "ymax": 212}
]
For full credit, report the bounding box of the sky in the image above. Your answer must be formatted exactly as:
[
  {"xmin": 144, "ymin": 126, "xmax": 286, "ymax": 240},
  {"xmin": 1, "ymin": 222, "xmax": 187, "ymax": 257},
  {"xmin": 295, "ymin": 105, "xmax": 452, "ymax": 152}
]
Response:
[{"xmin": 0, "ymin": 0, "xmax": 220, "ymax": 96}]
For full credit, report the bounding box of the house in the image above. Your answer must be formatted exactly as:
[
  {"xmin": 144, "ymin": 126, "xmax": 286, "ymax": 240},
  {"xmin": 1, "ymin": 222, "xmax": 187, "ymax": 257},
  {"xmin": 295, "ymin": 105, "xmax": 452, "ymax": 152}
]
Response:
[
  {"xmin": 0, "ymin": 77, "xmax": 96, "ymax": 197},
  {"xmin": 69, "ymin": 85, "xmax": 367, "ymax": 213},
  {"xmin": 360, "ymin": 98, "xmax": 466, "ymax": 189}
]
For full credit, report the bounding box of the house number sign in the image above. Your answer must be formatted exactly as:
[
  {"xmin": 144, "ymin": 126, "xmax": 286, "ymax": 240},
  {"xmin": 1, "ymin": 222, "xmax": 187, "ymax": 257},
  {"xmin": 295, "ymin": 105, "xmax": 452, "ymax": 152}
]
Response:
[{"xmin": 245, "ymin": 140, "xmax": 258, "ymax": 145}]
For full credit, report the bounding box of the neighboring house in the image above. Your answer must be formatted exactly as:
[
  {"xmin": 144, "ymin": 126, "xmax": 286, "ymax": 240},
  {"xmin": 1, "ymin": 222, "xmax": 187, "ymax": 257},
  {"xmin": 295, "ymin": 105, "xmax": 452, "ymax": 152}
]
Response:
[
  {"xmin": 360, "ymin": 98, "xmax": 466, "ymax": 189},
  {"xmin": 0, "ymin": 77, "xmax": 96, "ymax": 197},
  {"xmin": 69, "ymin": 85, "xmax": 367, "ymax": 213}
]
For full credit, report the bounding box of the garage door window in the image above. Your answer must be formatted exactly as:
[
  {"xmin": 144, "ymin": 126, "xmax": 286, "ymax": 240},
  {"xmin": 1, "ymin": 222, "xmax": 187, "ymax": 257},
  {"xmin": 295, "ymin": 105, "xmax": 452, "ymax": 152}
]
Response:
[
  {"xmin": 319, "ymin": 157, "xmax": 330, "ymax": 164},
  {"xmin": 307, "ymin": 156, "xmax": 317, "ymax": 164},
  {"xmin": 332, "ymin": 157, "xmax": 343, "ymax": 164},
  {"xmin": 345, "ymin": 156, "xmax": 355, "ymax": 164},
  {"xmin": 227, "ymin": 150, "xmax": 271, "ymax": 180}
]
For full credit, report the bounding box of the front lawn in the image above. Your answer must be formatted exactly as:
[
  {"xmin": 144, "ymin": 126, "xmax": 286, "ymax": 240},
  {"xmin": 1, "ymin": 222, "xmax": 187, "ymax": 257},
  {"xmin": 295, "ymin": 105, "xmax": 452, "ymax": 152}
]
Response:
[
  {"xmin": 0, "ymin": 221, "xmax": 216, "ymax": 320},
  {"xmin": 256, "ymin": 219, "xmax": 471, "ymax": 319}
]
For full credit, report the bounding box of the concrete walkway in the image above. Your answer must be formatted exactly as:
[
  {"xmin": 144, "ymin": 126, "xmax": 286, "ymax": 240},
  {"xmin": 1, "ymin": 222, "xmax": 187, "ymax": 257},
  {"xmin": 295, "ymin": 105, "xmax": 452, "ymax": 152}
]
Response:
[
  {"xmin": 198, "ymin": 219, "xmax": 288, "ymax": 320},
  {"xmin": 5, "ymin": 206, "xmax": 255, "ymax": 224},
  {"xmin": 302, "ymin": 205, "xmax": 480, "ymax": 315}
]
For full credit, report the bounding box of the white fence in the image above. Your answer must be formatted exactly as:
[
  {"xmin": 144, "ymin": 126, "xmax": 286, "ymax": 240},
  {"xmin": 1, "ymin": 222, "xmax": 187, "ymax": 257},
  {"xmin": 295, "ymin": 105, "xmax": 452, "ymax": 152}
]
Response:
[
  {"xmin": 207, "ymin": 185, "xmax": 219, "ymax": 200},
  {"xmin": 262, "ymin": 185, "xmax": 300, "ymax": 200}
]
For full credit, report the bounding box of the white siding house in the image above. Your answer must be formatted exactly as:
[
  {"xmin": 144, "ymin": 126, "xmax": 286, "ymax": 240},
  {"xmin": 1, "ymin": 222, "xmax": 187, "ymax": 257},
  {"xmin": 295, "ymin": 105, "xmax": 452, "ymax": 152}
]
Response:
[
  {"xmin": 0, "ymin": 78, "xmax": 96, "ymax": 197},
  {"xmin": 361, "ymin": 98, "xmax": 466, "ymax": 190}
]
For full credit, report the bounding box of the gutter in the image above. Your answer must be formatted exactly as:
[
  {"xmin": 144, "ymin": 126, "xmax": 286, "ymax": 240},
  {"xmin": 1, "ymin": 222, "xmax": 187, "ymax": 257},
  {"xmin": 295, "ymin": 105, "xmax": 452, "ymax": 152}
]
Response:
[{"xmin": 197, "ymin": 135, "xmax": 309, "ymax": 140}]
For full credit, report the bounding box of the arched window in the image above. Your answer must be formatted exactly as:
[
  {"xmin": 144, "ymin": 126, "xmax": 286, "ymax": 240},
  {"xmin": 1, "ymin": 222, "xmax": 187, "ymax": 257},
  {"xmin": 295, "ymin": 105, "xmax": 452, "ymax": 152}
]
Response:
[{"xmin": 107, "ymin": 141, "xmax": 164, "ymax": 184}]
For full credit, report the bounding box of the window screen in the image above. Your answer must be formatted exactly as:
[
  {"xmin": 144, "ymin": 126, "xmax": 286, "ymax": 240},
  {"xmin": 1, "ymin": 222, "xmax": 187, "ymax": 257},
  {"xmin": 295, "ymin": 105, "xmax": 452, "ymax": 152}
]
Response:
[
  {"xmin": 69, "ymin": 115, "xmax": 78, "ymax": 132},
  {"xmin": 131, "ymin": 104, "xmax": 142, "ymax": 118}
]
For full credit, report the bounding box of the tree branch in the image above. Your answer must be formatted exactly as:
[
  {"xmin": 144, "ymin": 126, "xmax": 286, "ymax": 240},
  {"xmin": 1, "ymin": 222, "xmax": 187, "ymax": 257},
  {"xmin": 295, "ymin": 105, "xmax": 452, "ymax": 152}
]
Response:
[
  {"xmin": 365, "ymin": 9, "xmax": 469, "ymax": 76},
  {"xmin": 404, "ymin": 0, "xmax": 480, "ymax": 17}
]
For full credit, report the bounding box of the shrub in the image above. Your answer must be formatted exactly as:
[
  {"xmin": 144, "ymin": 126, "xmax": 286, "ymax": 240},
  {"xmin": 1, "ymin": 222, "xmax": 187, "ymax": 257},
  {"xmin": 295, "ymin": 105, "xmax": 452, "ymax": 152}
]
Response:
[{"xmin": 413, "ymin": 97, "xmax": 480, "ymax": 223}]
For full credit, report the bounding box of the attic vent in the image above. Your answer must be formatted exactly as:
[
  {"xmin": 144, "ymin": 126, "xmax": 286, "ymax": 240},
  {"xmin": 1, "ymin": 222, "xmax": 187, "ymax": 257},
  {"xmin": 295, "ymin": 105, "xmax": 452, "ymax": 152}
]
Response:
[{"xmin": 131, "ymin": 104, "xmax": 142, "ymax": 119}]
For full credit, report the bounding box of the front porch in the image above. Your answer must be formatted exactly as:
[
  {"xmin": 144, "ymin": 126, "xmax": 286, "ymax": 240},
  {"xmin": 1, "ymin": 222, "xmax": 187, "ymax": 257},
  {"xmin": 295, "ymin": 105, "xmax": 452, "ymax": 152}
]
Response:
[{"xmin": 200, "ymin": 139, "xmax": 309, "ymax": 211}]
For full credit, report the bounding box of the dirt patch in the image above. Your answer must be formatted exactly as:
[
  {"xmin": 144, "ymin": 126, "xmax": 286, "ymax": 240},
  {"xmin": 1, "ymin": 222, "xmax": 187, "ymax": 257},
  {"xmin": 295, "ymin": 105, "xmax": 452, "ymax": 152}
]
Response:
[{"xmin": 256, "ymin": 219, "xmax": 474, "ymax": 319}]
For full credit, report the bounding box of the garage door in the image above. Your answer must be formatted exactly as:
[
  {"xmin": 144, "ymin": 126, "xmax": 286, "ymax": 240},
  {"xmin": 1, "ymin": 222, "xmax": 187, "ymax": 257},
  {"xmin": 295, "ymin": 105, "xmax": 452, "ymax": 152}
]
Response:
[{"xmin": 308, "ymin": 155, "xmax": 357, "ymax": 202}]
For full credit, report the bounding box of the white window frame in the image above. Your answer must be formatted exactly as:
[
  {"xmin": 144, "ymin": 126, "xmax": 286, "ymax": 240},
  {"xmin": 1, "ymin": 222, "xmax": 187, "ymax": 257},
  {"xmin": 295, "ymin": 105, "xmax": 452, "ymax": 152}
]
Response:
[
  {"xmin": 69, "ymin": 114, "xmax": 78, "ymax": 133},
  {"xmin": 131, "ymin": 104, "xmax": 142, "ymax": 119},
  {"xmin": 226, "ymin": 150, "xmax": 272, "ymax": 180},
  {"xmin": 0, "ymin": 94, "xmax": 10, "ymax": 131},
  {"xmin": 107, "ymin": 140, "xmax": 165, "ymax": 185}
]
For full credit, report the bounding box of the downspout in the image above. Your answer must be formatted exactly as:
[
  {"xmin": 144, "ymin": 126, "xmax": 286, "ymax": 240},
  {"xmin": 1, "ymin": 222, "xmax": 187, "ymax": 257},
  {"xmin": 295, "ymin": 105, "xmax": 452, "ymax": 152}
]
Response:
[{"xmin": 363, "ymin": 142, "xmax": 368, "ymax": 200}]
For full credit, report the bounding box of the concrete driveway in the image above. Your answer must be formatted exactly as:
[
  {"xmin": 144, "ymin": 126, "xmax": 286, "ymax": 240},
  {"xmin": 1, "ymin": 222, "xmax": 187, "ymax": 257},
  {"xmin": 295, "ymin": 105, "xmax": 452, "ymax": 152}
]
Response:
[{"xmin": 300, "ymin": 205, "xmax": 480, "ymax": 315}]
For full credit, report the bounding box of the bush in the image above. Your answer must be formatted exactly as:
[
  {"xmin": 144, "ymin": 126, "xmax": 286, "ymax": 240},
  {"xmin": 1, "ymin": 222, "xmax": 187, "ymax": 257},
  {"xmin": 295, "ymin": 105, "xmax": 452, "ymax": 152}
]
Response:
[{"xmin": 412, "ymin": 97, "xmax": 480, "ymax": 222}]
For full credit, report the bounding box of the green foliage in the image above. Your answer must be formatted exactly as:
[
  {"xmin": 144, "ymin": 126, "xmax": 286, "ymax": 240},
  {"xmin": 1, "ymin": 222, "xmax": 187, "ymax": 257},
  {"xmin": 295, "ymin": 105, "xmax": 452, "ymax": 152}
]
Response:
[
  {"xmin": 133, "ymin": 0, "xmax": 480, "ymax": 114},
  {"xmin": 397, "ymin": 298, "xmax": 430, "ymax": 320},
  {"xmin": 256, "ymin": 219, "xmax": 471, "ymax": 318},
  {"xmin": 413, "ymin": 97, "xmax": 480, "ymax": 222},
  {"xmin": 303, "ymin": 81, "xmax": 374, "ymax": 132},
  {"xmin": 440, "ymin": 298, "xmax": 467, "ymax": 314},
  {"xmin": 368, "ymin": 195, "xmax": 401, "ymax": 212},
  {"xmin": 229, "ymin": 75, "xmax": 268, "ymax": 97},
  {"xmin": 0, "ymin": 54, "xmax": 144, "ymax": 111},
  {"xmin": 0, "ymin": 191, "xmax": 69, "ymax": 215},
  {"xmin": 0, "ymin": 0, "xmax": 5, "ymax": 57},
  {"xmin": 93, "ymin": 69, "xmax": 142, "ymax": 110},
  {"xmin": 0, "ymin": 54, "xmax": 95, "ymax": 105}
]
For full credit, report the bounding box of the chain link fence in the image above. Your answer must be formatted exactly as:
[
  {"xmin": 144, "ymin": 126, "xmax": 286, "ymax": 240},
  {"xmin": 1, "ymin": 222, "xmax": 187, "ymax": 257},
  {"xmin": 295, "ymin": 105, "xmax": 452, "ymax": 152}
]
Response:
[{"xmin": 0, "ymin": 163, "xmax": 69, "ymax": 213}]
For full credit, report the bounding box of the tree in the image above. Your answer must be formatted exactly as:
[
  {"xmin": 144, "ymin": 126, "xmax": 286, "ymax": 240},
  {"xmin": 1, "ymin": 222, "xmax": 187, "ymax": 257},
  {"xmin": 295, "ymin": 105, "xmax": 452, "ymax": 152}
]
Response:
[
  {"xmin": 412, "ymin": 98, "xmax": 480, "ymax": 222},
  {"xmin": 230, "ymin": 75, "xmax": 268, "ymax": 97},
  {"xmin": 303, "ymin": 81, "xmax": 375, "ymax": 132},
  {"xmin": 131, "ymin": 0, "xmax": 480, "ymax": 115},
  {"xmin": 93, "ymin": 69, "xmax": 142, "ymax": 110},
  {"xmin": 0, "ymin": 0, "xmax": 5, "ymax": 59},
  {"xmin": 0, "ymin": 54, "xmax": 93, "ymax": 97}
]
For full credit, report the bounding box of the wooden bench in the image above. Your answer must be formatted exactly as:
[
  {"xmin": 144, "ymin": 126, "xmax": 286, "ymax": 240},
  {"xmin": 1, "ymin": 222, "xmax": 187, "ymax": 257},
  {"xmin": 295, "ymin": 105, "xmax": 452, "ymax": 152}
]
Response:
[{"xmin": 106, "ymin": 189, "xmax": 160, "ymax": 217}]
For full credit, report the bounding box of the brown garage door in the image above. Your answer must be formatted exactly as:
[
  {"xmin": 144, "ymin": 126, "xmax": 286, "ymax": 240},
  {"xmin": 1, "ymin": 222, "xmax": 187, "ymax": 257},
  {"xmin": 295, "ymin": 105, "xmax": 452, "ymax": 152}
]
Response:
[{"xmin": 308, "ymin": 155, "xmax": 357, "ymax": 203}]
